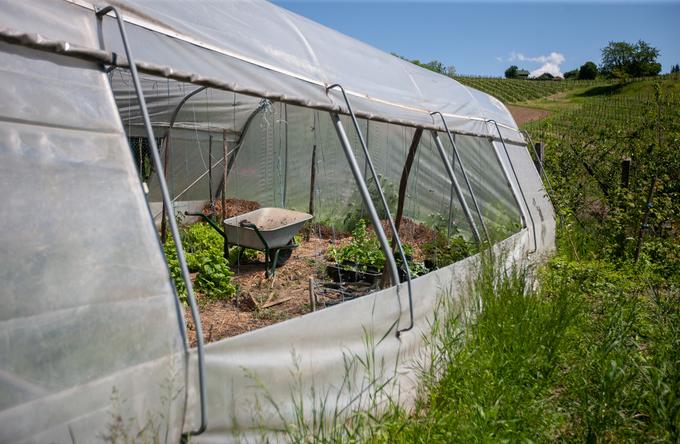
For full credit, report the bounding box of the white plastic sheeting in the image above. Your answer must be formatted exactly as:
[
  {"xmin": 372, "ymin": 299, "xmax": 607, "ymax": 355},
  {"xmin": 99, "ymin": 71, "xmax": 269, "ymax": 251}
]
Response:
[
  {"xmin": 184, "ymin": 231, "xmax": 535, "ymax": 442},
  {"xmin": 0, "ymin": 43, "xmax": 187, "ymax": 443},
  {"xmin": 0, "ymin": 0, "xmax": 524, "ymax": 143},
  {"xmin": 0, "ymin": 0, "xmax": 556, "ymax": 442}
]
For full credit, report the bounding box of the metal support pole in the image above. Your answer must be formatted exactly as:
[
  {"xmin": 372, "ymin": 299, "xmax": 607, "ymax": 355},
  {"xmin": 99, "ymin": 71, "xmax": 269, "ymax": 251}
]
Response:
[
  {"xmin": 534, "ymin": 142, "xmax": 544, "ymax": 176},
  {"xmin": 431, "ymin": 131, "xmax": 482, "ymax": 244},
  {"xmin": 160, "ymin": 86, "xmax": 207, "ymax": 244},
  {"xmin": 331, "ymin": 114, "xmax": 401, "ymax": 288},
  {"xmin": 328, "ymin": 83, "xmax": 414, "ymax": 336},
  {"xmin": 521, "ymin": 130, "xmax": 558, "ymax": 213},
  {"xmin": 283, "ymin": 103, "xmax": 289, "ymax": 207},
  {"xmin": 96, "ymin": 6, "xmax": 207, "ymax": 436},
  {"xmin": 431, "ymin": 112, "xmax": 490, "ymax": 244},
  {"xmin": 488, "ymin": 121, "xmax": 537, "ymax": 253}
]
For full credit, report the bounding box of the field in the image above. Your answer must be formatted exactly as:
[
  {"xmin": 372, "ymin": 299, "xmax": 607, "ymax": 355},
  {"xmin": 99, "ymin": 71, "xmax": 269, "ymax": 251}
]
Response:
[
  {"xmin": 454, "ymin": 76, "xmax": 608, "ymax": 103},
  {"xmin": 276, "ymin": 77, "xmax": 680, "ymax": 442}
]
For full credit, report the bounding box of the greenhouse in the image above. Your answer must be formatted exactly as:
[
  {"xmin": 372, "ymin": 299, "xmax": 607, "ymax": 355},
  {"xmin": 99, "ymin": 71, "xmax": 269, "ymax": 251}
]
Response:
[{"xmin": 0, "ymin": 0, "xmax": 554, "ymax": 442}]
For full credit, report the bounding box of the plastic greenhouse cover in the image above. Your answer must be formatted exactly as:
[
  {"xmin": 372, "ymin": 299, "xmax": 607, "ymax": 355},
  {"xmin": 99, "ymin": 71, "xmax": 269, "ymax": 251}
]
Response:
[
  {"xmin": 0, "ymin": 1, "xmax": 556, "ymax": 441},
  {"xmin": 0, "ymin": 43, "xmax": 187, "ymax": 443},
  {"xmin": 1, "ymin": 0, "xmax": 525, "ymax": 143}
]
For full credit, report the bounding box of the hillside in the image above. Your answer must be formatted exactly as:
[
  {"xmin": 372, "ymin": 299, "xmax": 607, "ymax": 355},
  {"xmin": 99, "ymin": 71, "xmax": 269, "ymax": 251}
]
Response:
[{"xmin": 454, "ymin": 76, "xmax": 609, "ymax": 103}]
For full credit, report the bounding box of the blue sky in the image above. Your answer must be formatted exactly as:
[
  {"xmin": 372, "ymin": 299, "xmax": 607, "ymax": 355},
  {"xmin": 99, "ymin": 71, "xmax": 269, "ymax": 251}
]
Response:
[{"xmin": 272, "ymin": 1, "xmax": 680, "ymax": 77}]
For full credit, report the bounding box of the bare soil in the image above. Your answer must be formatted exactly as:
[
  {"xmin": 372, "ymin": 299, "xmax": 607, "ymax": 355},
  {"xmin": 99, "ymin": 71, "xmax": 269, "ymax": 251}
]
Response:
[
  {"xmin": 183, "ymin": 216, "xmax": 436, "ymax": 346},
  {"xmin": 507, "ymin": 105, "xmax": 550, "ymax": 125},
  {"xmin": 203, "ymin": 198, "xmax": 261, "ymax": 218}
]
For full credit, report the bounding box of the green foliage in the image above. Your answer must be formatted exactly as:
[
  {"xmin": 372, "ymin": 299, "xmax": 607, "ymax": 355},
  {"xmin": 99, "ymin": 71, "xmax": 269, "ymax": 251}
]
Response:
[
  {"xmin": 392, "ymin": 53, "xmax": 455, "ymax": 77},
  {"xmin": 327, "ymin": 219, "xmax": 386, "ymax": 271},
  {"xmin": 164, "ymin": 222, "xmax": 236, "ymax": 301},
  {"xmin": 564, "ymin": 68, "xmax": 579, "ymax": 80},
  {"xmin": 523, "ymin": 79, "xmax": 680, "ymax": 267},
  {"xmin": 672, "ymin": 64, "xmax": 680, "ymax": 74},
  {"xmin": 422, "ymin": 231, "xmax": 475, "ymax": 269},
  {"xmin": 601, "ymin": 40, "xmax": 662, "ymax": 78},
  {"xmin": 504, "ymin": 64, "xmax": 518, "ymax": 79},
  {"xmin": 578, "ymin": 60, "xmax": 598, "ymax": 80},
  {"xmin": 342, "ymin": 175, "xmax": 397, "ymax": 233}
]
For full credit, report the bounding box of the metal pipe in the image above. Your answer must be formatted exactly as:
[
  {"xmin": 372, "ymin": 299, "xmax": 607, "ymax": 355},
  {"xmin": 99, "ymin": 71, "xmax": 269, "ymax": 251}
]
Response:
[
  {"xmin": 214, "ymin": 99, "xmax": 271, "ymax": 200},
  {"xmin": 330, "ymin": 114, "xmax": 401, "ymax": 295},
  {"xmin": 160, "ymin": 86, "xmax": 208, "ymax": 243},
  {"xmin": 487, "ymin": 120, "xmax": 537, "ymax": 253},
  {"xmin": 95, "ymin": 6, "xmax": 207, "ymax": 436},
  {"xmin": 431, "ymin": 112, "xmax": 490, "ymax": 244},
  {"xmin": 431, "ymin": 131, "xmax": 482, "ymax": 244},
  {"xmin": 328, "ymin": 84, "xmax": 414, "ymax": 336},
  {"xmin": 520, "ymin": 129, "xmax": 562, "ymax": 229}
]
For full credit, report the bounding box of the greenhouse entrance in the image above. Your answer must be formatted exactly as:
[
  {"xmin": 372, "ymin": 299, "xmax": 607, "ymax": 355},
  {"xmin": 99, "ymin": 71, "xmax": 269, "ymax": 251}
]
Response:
[{"xmin": 112, "ymin": 69, "xmax": 526, "ymax": 343}]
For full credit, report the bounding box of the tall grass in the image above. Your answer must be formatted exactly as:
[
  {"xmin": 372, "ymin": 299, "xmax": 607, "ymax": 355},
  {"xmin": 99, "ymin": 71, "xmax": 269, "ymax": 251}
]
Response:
[{"xmin": 261, "ymin": 248, "xmax": 679, "ymax": 443}]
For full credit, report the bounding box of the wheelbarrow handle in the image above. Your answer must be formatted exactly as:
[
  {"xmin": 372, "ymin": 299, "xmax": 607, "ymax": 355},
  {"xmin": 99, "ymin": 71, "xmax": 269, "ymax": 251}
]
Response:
[{"xmin": 239, "ymin": 221, "xmax": 259, "ymax": 230}]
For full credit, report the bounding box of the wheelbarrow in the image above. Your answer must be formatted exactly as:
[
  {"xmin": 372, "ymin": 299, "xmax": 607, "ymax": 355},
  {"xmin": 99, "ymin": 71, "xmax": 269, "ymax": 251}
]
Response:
[
  {"xmin": 224, "ymin": 208, "xmax": 313, "ymax": 277},
  {"xmin": 185, "ymin": 208, "xmax": 312, "ymax": 277}
]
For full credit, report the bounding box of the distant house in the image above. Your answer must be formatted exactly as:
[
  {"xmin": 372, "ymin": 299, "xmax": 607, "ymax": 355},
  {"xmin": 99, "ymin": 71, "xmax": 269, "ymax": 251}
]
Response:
[
  {"xmin": 536, "ymin": 72, "xmax": 555, "ymax": 80},
  {"xmin": 516, "ymin": 69, "xmax": 530, "ymax": 79}
]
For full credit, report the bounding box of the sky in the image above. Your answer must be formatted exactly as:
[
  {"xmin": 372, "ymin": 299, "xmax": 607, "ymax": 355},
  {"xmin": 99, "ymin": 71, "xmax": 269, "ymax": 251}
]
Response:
[{"xmin": 272, "ymin": 1, "xmax": 680, "ymax": 77}]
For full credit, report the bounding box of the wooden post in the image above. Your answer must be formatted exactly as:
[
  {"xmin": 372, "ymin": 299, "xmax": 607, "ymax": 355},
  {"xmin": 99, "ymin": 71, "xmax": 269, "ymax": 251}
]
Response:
[
  {"xmin": 379, "ymin": 128, "xmax": 422, "ymax": 288},
  {"xmin": 160, "ymin": 136, "xmax": 170, "ymax": 244},
  {"xmin": 534, "ymin": 142, "xmax": 544, "ymax": 176},
  {"xmin": 634, "ymin": 176, "xmax": 657, "ymax": 262},
  {"xmin": 305, "ymin": 144, "xmax": 317, "ymax": 241},
  {"xmin": 394, "ymin": 128, "xmax": 423, "ymax": 237},
  {"xmin": 308, "ymin": 277, "xmax": 316, "ymax": 312},
  {"xmin": 621, "ymin": 158, "xmax": 631, "ymax": 189}
]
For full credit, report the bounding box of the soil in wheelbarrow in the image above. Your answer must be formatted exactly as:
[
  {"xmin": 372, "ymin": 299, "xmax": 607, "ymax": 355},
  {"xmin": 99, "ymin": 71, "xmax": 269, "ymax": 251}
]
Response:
[
  {"xmin": 183, "ymin": 217, "xmax": 436, "ymax": 346},
  {"xmin": 202, "ymin": 198, "xmax": 261, "ymax": 218}
]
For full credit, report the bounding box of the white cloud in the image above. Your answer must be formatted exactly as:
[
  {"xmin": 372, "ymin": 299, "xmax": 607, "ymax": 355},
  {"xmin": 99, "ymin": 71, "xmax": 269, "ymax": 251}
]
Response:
[{"xmin": 507, "ymin": 51, "xmax": 566, "ymax": 77}]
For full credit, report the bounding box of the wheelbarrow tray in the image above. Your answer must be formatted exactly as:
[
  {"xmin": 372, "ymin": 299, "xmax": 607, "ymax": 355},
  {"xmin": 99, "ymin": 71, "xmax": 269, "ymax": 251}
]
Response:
[{"xmin": 223, "ymin": 207, "xmax": 313, "ymax": 250}]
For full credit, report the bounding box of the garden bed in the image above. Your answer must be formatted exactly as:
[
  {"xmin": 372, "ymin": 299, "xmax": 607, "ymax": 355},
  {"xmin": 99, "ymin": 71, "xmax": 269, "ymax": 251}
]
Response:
[{"xmin": 174, "ymin": 200, "xmax": 474, "ymax": 346}]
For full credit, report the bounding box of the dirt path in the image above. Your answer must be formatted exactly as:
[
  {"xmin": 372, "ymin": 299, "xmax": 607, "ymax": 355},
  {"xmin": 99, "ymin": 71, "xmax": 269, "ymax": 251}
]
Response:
[{"xmin": 506, "ymin": 104, "xmax": 550, "ymax": 125}]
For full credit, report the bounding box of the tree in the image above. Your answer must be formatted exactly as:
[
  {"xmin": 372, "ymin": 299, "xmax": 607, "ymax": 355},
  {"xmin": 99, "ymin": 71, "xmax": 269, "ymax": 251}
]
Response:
[
  {"xmin": 601, "ymin": 40, "xmax": 661, "ymax": 78},
  {"xmin": 505, "ymin": 65, "xmax": 518, "ymax": 79},
  {"xmin": 445, "ymin": 65, "xmax": 457, "ymax": 77},
  {"xmin": 671, "ymin": 64, "xmax": 680, "ymax": 74},
  {"xmin": 578, "ymin": 61, "xmax": 598, "ymax": 80},
  {"xmin": 564, "ymin": 69, "xmax": 579, "ymax": 80}
]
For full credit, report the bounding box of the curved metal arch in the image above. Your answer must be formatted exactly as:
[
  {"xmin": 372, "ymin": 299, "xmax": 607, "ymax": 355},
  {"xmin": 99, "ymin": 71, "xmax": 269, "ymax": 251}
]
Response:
[
  {"xmin": 487, "ymin": 120, "xmax": 537, "ymax": 254},
  {"xmin": 327, "ymin": 83, "xmax": 414, "ymax": 337}
]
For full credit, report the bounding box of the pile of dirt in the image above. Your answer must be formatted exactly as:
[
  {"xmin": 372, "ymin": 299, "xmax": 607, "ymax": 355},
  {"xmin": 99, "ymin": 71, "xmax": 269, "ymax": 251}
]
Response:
[
  {"xmin": 377, "ymin": 217, "xmax": 437, "ymax": 260},
  {"xmin": 203, "ymin": 198, "xmax": 260, "ymax": 219}
]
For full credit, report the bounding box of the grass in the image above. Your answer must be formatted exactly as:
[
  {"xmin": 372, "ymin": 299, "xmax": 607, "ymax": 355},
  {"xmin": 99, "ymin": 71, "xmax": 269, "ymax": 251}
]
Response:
[{"xmin": 270, "ymin": 249, "xmax": 679, "ymax": 443}]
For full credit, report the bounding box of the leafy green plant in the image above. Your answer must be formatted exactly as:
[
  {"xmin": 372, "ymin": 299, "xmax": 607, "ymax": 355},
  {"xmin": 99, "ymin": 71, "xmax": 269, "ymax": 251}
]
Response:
[
  {"xmin": 164, "ymin": 222, "xmax": 236, "ymax": 301},
  {"xmin": 327, "ymin": 219, "xmax": 385, "ymax": 271},
  {"xmin": 423, "ymin": 231, "xmax": 475, "ymax": 269},
  {"xmin": 396, "ymin": 243, "xmax": 429, "ymax": 277}
]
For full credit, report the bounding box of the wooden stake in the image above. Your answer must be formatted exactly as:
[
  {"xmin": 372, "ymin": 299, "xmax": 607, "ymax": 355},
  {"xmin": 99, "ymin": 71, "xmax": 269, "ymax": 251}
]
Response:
[
  {"xmin": 621, "ymin": 158, "xmax": 631, "ymax": 189},
  {"xmin": 394, "ymin": 128, "xmax": 423, "ymax": 237},
  {"xmin": 308, "ymin": 277, "xmax": 316, "ymax": 312},
  {"xmin": 380, "ymin": 128, "xmax": 423, "ymax": 288},
  {"xmin": 305, "ymin": 144, "xmax": 317, "ymax": 241}
]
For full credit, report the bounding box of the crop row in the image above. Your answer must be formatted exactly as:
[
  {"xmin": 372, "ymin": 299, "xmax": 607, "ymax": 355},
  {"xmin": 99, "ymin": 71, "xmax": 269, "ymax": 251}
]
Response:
[{"xmin": 454, "ymin": 77, "xmax": 607, "ymax": 103}]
